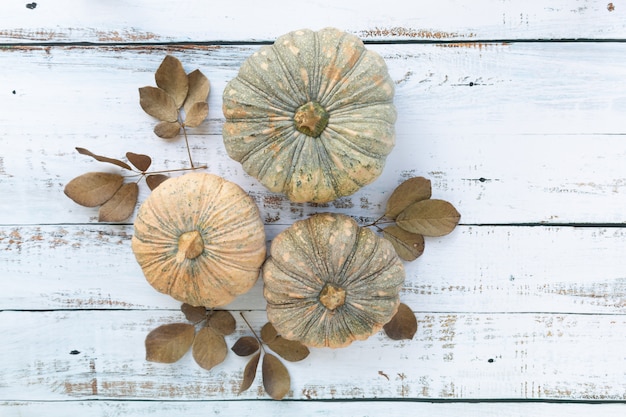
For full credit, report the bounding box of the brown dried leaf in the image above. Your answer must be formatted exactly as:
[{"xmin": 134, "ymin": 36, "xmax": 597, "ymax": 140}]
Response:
[
  {"xmin": 268, "ymin": 336, "xmax": 310, "ymax": 362},
  {"xmin": 207, "ymin": 310, "xmax": 236, "ymax": 336},
  {"xmin": 139, "ymin": 86, "xmax": 178, "ymax": 122},
  {"xmin": 98, "ymin": 182, "xmax": 138, "ymax": 222},
  {"xmin": 396, "ymin": 199, "xmax": 461, "ymax": 237},
  {"xmin": 181, "ymin": 303, "xmax": 207, "ymax": 323},
  {"xmin": 231, "ymin": 336, "xmax": 260, "ymax": 357},
  {"xmin": 382, "ymin": 225, "xmax": 425, "ymax": 261},
  {"xmin": 262, "ymin": 353, "xmax": 290, "ymax": 400},
  {"xmin": 64, "ymin": 172, "xmax": 124, "ymax": 207},
  {"xmin": 383, "ymin": 303, "xmax": 418, "ymax": 340},
  {"xmin": 192, "ymin": 327, "xmax": 228, "ymax": 371},
  {"xmin": 146, "ymin": 174, "xmax": 169, "ymax": 190},
  {"xmin": 385, "ymin": 177, "xmax": 432, "ymax": 219},
  {"xmin": 183, "ymin": 101, "xmax": 208, "ymax": 128},
  {"xmin": 260, "ymin": 322, "xmax": 278, "ymax": 344},
  {"xmin": 155, "ymin": 55, "xmax": 188, "ymax": 108},
  {"xmin": 154, "ymin": 121, "xmax": 180, "ymax": 139},
  {"xmin": 239, "ymin": 351, "xmax": 261, "ymax": 394},
  {"xmin": 184, "ymin": 69, "xmax": 210, "ymax": 115},
  {"xmin": 75, "ymin": 147, "xmax": 133, "ymax": 171},
  {"xmin": 126, "ymin": 152, "xmax": 152, "ymax": 172},
  {"xmin": 145, "ymin": 322, "xmax": 195, "ymax": 363}
]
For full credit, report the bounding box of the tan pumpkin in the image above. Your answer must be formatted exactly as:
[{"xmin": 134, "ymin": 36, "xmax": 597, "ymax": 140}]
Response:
[
  {"xmin": 222, "ymin": 27, "xmax": 396, "ymax": 203},
  {"xmin": 131, "ymin": 172, "xmax": 266, "ymax": 307},
  {"xmin": 263, "ymin": 213, "xmax": 405, "ymax": 348}
]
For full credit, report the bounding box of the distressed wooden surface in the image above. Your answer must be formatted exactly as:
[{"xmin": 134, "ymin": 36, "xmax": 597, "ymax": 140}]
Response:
[{"xmin": 1, "ymin": 0, "xmax": 626, "ymax": 415}]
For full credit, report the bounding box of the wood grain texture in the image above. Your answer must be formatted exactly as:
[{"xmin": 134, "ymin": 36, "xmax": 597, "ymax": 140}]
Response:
[
  {"xmin": 0, "ymin": 0, "xmax": 624, "ymax": 43},
  {"xmin": 2, "ymin": 224, "xmax": 625, "ymax": 313},
  {"xmin": 1, "ymin": 43, "xmax": 626, "ymax": 225},
  {"xmin": 1, "ymin": 310, "xmax": 625, "ymax": 401}
]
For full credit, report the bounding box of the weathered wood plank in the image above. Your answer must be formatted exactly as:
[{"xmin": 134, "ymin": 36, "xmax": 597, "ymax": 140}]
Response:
[
  {"xmin": 1, "ymin": 43, "xmax": 626, "ymax": 225},
  {"xmin": 0, "ymin": 0, "xmax": 624, "ymax": 43},
  {"xmin": 2, "ymin": 224, "xmax": 625, "ymax": 313},
  {"xmin": 2, "ymin": 400, "xmax": 626, "ymax": 417},
  {"xmin": 1, "ymin": 310, "xmax": 625, "ymax": 401}
]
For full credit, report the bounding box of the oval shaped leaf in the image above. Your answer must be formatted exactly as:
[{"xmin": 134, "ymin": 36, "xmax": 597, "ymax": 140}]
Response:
[
  {"xmin": 260, "ymin": 322, "xmax": 278, "ymax": 344},
  {"xmin": 181, "ymin": 303, "xmax": 207, "ymax": 323},
  {"xmin": 382, "ymin": 225, "xmax": 425, "ymax": 261},
  {"xmin": 239, "ymin": 351, "xmax": 261, "ymax": 394},
  {"xmin": 155, "ymin": 55, "xmax": 188, "ymax": 108},
  {"xmin": 154, "ymin": 121, "xmax": 180, "ymax": 139},
  {"xmin": 139, "ymin": 86, "xmax": 178, "ymax": 122},
  {"xmin": 262, "ymin": 353, "xmax": 290, "ymax": 400},
  {"xmin": 231, "ymin": 336, "xmax": 260, "ymax": 357},
  {"xmin": 146, "ymin": 174, "xmax": 169, "ymax": 190},
  {"xmin": 396, "ymin": 199, "xmax": 461, "ymax": 237},
  {"xmin": 207, "ymin": 310, "xmax": 236, "ymax": 335},
  {"xmin": 145, "ymin": 322, "xmax": 195, "ymax": 363},
  {"xmin": 385, "ymin": 176, "xmax": 432, "ymax": 219},
  {"xmin": 64, "ymin": 172, "xmax": 124, "ymax": 207},
  {"xmin": 75, "ymin": 147, "xmax": 132, "ymax": 171},
  {"xmin": 98, "ymin": 182, "xmax": 138, "ymax": 222},
  {"xmin": 267, "ymin": 336, "xmax": 310, "ymax": 362},
  {"xmin": 192, "ymin": 327, "xmax": 227, "ymax": 371},
  {"xmin": 184, "ymin": 69, "xmax": 210, "ymax": 115},
  {"xmin": 126, "ymin": 152, "xmax": 152, "ymax": 172},
  {"xmin": 383, "ymin": 303, "xmax": 418, "ymax": 340},
  {"xmin": 183, "ymin": 101, "xmax": 208, "ymax": 128}
]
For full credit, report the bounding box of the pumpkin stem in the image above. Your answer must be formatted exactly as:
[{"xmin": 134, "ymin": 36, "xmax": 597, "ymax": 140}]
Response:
[
  {"xmin": 319, "ymin": 283, "xmax": 346, "ymax": 310},
  {"xmin": 177, "ymin": 230, "xmax": 204, "ymax": 261},
  {"xmin": 294, "ymin": 101, "xmax": 329, "ymax": 138}
]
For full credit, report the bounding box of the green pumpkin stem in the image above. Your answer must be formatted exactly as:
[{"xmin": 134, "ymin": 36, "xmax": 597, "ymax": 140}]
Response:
[
  {"xmin": 319, "ymin": 283, "xmax": 346, "ymax": 310},
  {"xmin": 294, "ymin": 101, "xmax": 329, "ymax": 138}
]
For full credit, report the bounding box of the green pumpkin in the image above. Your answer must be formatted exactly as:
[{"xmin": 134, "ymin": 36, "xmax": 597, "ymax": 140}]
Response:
[{"xmin": 222, "ymin": 27, "xmax": 396, "ymax": 203}]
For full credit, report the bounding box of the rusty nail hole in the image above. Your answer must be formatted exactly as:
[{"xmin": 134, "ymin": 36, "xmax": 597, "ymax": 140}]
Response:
[
  {"xmin": 12, "ymin": 90, "xmax": 16, "ymax": 95},
  {"xmin": 69, "ymin": 350, "xmax": 81, "ymax": 355},
  {"xmin": 469, "ymin": 82, "xmax": 475, "ymax": 87},
  {"xmin": 488, "ymin": 358, "xmax": 494, "ymax": 363},
  {"xmin": 26, "ymin": 2, "xmax": 37, "ymax": 9}
]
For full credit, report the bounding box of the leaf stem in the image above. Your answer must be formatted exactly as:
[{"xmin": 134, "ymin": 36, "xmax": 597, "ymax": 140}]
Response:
[
  {"xmin": 239, "ymin": 312, "xmax": 266, "ymax": 353},
  {"xmin": 181, "ymin": 125, "xmax": 195, "ymax": 168}
]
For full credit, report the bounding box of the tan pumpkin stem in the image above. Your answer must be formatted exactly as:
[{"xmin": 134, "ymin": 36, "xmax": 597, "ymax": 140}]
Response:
[
  {"xmin": 177, "ymin": 230, "xmax": 204, "ymax": 261},
  {"xmin": 294, "ymin": 101, "xmax": 329, "ymax": 138},
  {"xmin": 319, "ymin": 283, "xmax": 346, "ymax": 310}
]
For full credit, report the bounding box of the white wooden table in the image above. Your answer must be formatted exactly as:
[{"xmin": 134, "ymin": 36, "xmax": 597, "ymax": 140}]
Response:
[{"xmin": 2, "ymin": 1, "xmax": 626, "ymax": 415}]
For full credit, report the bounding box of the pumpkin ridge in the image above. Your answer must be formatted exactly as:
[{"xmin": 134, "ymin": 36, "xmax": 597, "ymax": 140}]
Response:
[
  {"xmin": 241, "ymin": 126, "xmax": 299, "ymax": 186},
  {"xmin": 322, "ymin": 124, "xmax": 390, "ymax": 162},
  {"xmin": 271, "ymin": 35, "xmax": 313, "ymax": 103},
  {"xmin": 234, "ymin": 76, "xmax": 298, "ymax": 112}
]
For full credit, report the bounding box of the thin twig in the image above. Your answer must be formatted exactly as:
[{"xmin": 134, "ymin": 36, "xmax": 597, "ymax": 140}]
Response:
[{"xmin": 239, "ymin": 312, "xmax": 266, "ymax": 353}]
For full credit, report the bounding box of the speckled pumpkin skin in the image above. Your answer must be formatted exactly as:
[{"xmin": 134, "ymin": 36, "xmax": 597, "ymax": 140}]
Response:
[
  {"xmin": 263, "ymin": 213, "xmax": 405, "ymax": 348},
  {"xmin": 131, "ymin": 172, "xmax": 266, "ymax": 308},
  {"xmin": 222, "ymin": 27, "xmax": 397, "ymax": 203}
]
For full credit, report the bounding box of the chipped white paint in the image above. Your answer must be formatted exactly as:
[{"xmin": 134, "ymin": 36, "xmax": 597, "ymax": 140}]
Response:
[{"xmin": 1, "ymin": 0, "xmax": 626, "ymax": 415}]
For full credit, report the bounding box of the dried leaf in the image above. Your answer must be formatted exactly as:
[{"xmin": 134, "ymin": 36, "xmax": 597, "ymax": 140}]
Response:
[
  {"xmin": 239, "ymin": 351, "xmax": 261, "ymax": 394},
  {"xmin": 260, "ymin": 322, "xmax": 278, "ymax": 344},
  {"xmin": 181, "ymin": 303, "xmax": 207, "ymax": 323},
  {"xmin": 146, "ymin": 174, "xmax": 169, "ymax": 190},
  {"xmin": 262, "ymin": 353, "xmax": 290, "ymax": 400},
  {"xmin": 207, "ymin": 310, "xmax": 236, "ymax": 335},
  {"xmin": 382, "ymin": 225, "xmax": 425, "ymax": 261},
  {"xmin": 184, "ymin": 69, "xmax": 210, "ymax": 115},
  {"xmin": 183, "ymin": 101, "xmax": 208, "ymax": 128},
  {"xmin": 267, "ymin": 336, "xmax": 309, "ymax": 362},
  {"xmin": 192, "ymin": 327, "xmax": 228, "ymax": 371},
  {"xmin": 154, "ymin": 121, "xmax": 180, "ymax": 139},
  {"xmin": 126, "ymin": 152, "xmax": 152, "ymax": 172},
  {"xmin": 155, "ymin": 55, "xmax": 189, "ymax": 108},
  {"xmin": 75, "ymin": 147, "xmax": 133, "ymax": 171},
  {"xmin": 231, "ymin": 336, "xmax": 260, "ymax": 356},
  {"xmin": 64, "ymin": 172, "xmax": 124, "ymax": 207},
  {"xmin": 145, "ymin": 323, "xmax": 195, "ymax": 363},
  {"xmin": 383, "ymin": 303, "xmax": 418, "ymax": 340},
  {"xmin": 385, "ymin": 177, "xmax": 432, "ymax": 219},
  {"xmin": 396, "ymin": 199, "xmax": 461, "ymax": 237},
  {"xmin": 139, "ymin": 86, "xmax": 178, "ymax": 122},
  {"xmin": 98, "ymin": 182, "xmax": 138, "ymax": 222}
]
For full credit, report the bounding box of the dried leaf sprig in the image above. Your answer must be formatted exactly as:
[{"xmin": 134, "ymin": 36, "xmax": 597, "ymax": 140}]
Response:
[
  {"xmin": 366, "ymin": 176, "xmax": 460, "ymax": 341},
  {"xmin": 139, "ymin": 55, "xmax": 210, "ymax": 168},
  {"xmin": 64, "ymin": 147, "xmax": 207, "ymax": 222},
  {"xmin": 234, "ymin": 313, "xmax": 310, "ymax": 400},
  {"xmin": 145, "ymin": 304, "xmax": 235, "ymax": 371}
]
